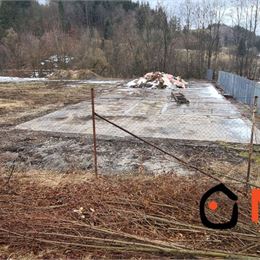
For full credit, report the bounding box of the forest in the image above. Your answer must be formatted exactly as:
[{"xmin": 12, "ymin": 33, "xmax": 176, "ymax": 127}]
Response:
[{"xmin": 0, "ymin": 0, "xmax": 260, "ymax": 79}]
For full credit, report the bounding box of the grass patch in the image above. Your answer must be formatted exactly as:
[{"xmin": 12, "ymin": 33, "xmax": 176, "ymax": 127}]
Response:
[
  {"xmin": 239, "ymin": 150, "xmax": 260, "ymax": 164},
  {"xmin": 0, "ymin": 81, "xmax": 95, "ymax": 126}
]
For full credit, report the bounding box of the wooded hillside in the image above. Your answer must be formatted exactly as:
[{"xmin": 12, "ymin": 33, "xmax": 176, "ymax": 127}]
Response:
[{"xmin": 0, "ymin": 0, "xmax": 260, "ymax": 79}]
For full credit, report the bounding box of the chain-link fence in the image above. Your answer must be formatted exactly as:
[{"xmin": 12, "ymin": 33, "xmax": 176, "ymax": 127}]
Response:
[{"xmin": 91, "ymin": 83, "xmax": 260, "ymax": 187}]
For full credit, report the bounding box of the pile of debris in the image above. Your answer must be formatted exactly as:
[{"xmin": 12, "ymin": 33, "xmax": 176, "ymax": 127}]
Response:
[{"xmin": 126, "ymin": 72, "xmax": 188, "ymax": 89}]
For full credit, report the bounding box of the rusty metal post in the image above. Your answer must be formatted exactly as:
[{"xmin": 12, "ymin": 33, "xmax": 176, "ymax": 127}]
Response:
[
  {"xmin": 91, "ymin": 88, "xmax": 98, "ymax": 177},
  {"xmin": 246, "ymin": 96, "xmax": 258, "ymax": 190}
]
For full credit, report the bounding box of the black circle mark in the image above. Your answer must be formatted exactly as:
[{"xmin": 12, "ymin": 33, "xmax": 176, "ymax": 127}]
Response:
[{"xmin": 199, "ymin": 183, "xmax": 238, "ymax": 229}]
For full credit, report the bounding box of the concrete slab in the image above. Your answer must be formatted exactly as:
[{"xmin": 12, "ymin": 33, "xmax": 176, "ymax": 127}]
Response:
[{"xmin": 16, "ymin": 82, "xmax": 260, "ymax": 144}]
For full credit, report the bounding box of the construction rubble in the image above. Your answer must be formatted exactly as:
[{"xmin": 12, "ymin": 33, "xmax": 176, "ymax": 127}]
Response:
[{"xmin": 126, "ymin": 72, "xmax": 188, "ymax": 89}]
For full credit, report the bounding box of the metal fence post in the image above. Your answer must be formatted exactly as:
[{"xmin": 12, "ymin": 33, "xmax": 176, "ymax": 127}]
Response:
[
  {"xmin": 246, "ymin": 96, "xmax": 258, "ymax": 190},
  {"xmin": 91, "ymin": 88, "xmax": 98, "ymax": 177}
]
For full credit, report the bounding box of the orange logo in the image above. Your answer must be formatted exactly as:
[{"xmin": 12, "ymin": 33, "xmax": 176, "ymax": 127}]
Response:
[{"xmin": 252, "ymin": 189, "xmax": 260, "ymax": 223}]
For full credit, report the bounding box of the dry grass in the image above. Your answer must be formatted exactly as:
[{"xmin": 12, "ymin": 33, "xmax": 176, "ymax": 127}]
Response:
[
  {"xmin": 0, "ymin": 171, "xmax": 259, "ymax": 259},
  {"xmin": 0, "ymin": 82, "xmax": 93, "ymax": 126},
  {"xmin": 210, "ymin": 160, "xmax": 260, "ymax": 186},
  {"xmin": 48, "ymin": 69, "xmax": 99, "ymax": 80},
  {"xmin": 12, "ymin": 170, "xmax": 95, "ymax": 187}
]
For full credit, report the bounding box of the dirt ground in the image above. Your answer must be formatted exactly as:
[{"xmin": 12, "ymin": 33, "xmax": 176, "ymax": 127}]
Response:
[
  {"xmin": 0, "ymin": 81, "xmax": 259, "ymax": 180},
  {"xmin": 1, "ymin": 128, "xmax": 260, "ymax": 181},
  {"xmin": 0, "ymin": 80, "xmax": 259, "ymax": 258}
]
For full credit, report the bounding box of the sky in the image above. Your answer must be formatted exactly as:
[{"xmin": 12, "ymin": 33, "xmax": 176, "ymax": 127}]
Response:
[{"xmin": 37, "ymin": 0, "xmax": 47, "ymax": 4}]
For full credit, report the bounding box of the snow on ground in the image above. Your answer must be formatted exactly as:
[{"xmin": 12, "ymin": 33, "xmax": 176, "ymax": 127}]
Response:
[
  {"xmin": 0, "ymin": 76, "xmax": 47, "ymax": 83},
  {"xmin": 80, "ymin": 80, "xmax": 124, "ymax": 84},
  {"xmin": 0, "ymin": 76, "xmax": 124, "ymax": 84}
]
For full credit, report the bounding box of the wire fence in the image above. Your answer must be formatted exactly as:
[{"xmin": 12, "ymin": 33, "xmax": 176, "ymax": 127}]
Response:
[
  {"xmin": 90, "ymin": 85, "xmax": 260, "ymax": 189},
  {"xmin": 92, "ymin": 85, "xmax": 259, "ymax": 143}
]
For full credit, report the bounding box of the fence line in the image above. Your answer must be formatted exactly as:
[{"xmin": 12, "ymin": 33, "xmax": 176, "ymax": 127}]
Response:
[
  {"xmin": 91, "ymin": 88, "xmax": 259, "ymax": 189},
  {"xmin": 217, "ymin": 71, "xmax": 260, "ymax": 113},
  {"xmin": 94, "ymin": 111, "xmax": 260, "ymax": 189}
]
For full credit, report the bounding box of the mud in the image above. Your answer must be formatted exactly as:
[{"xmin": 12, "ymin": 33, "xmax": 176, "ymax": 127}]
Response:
[{"xmin": 0, "ymin": 128, "xmax": 248, "ymax": 176}]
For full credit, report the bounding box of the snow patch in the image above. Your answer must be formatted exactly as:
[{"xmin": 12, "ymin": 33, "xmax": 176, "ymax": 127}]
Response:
[
  {"xmin": 80, "ymin": 80, "xmax": 124, "ymax": 84},
  {"xmin": 0, "ymin": 76, "xmax": 46, "ymax": 83}
]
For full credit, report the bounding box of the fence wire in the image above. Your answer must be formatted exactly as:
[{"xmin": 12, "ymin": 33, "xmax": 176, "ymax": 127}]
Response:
[{"xmin": 91, "ymin": 85, "xmax": 260, "ymax": 188}]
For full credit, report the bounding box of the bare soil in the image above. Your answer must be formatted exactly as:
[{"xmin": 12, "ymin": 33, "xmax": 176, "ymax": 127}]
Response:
[{"xmin": 0, "ymin": 128, "xmax": 258, "ymax": 176}]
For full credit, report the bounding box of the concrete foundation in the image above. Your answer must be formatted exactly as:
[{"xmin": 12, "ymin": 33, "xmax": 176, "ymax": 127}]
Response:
[{"xmin": 16, "ymin": 82, "xmax": 260, "ymax": 144}]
